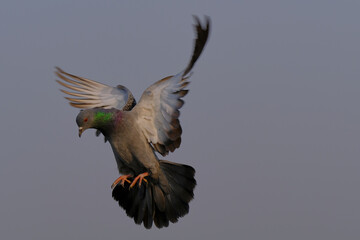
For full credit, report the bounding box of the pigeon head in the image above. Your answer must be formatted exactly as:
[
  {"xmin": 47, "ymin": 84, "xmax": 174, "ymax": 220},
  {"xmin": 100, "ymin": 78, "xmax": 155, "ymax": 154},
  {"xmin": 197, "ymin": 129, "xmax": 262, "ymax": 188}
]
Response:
[{"xmin": 76, "ymin": 109, "xmax": 118, "ymax": 137}]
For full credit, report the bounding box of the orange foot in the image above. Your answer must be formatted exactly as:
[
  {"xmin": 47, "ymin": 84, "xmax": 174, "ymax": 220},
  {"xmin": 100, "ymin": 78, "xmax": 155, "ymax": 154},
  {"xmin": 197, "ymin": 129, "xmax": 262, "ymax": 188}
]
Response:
[
  {"xmin": 129, "ymin": 172, "xmax": 149, "ymax": 189},
  {"xmin": 111, "ymin": 174, "xmax": 132, "ymax": 189}
]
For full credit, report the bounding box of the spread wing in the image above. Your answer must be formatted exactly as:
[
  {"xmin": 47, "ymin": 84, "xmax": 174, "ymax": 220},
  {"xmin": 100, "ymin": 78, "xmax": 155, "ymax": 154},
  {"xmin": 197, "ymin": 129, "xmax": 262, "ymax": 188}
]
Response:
[
  {"xmin": 133, "ymin": 16, "xmax": 210, "ymax": 156},
  {"xmin": 55, "ymin": 67, "xmax": 136, "ymax": 110}
]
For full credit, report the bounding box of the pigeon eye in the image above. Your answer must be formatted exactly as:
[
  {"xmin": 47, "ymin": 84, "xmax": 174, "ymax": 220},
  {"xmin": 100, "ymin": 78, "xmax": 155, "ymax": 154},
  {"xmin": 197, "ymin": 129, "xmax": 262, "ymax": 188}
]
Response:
[{"xmin": 84, "ymin": 118, "xmax": 88, "ymax": 122}]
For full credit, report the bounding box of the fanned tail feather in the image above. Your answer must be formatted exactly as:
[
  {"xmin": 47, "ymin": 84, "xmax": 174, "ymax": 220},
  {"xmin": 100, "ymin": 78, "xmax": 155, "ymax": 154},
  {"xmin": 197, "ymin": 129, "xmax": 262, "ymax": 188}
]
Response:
[{"xmin": 112, "ymin": 160, "xmax": 196, "ymax": 229}]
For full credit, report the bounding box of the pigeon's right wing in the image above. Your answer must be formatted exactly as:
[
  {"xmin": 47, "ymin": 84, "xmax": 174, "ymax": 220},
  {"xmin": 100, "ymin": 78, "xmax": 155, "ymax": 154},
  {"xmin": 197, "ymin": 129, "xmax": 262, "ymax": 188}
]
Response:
[{"xmin": 55, "ymin": 67, "xmax": 136, "ymax": 110}]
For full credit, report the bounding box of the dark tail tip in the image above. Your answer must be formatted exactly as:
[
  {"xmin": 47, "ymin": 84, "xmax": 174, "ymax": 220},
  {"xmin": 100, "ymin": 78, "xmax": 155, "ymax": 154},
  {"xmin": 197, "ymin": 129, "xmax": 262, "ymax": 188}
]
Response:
[
  {"xmin": 112, "ymin": 180, "xmax": 154, "ymax": 229},
  {"xmin": 112, "ymin": 161, "xmax": 196, "ymax": 229}
]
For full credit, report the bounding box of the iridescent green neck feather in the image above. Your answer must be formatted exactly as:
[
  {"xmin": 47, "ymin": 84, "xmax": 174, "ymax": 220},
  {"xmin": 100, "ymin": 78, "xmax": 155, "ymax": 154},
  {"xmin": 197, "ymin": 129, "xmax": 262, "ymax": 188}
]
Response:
[{"xmin": 95, "ymin": 111, "xmax": 115, "ymax": 124}]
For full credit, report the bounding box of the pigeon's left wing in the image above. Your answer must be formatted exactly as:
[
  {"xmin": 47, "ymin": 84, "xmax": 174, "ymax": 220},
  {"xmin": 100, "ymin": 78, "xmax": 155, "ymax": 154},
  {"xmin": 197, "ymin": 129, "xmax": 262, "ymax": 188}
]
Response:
[
  {"xmin": 55, "ymin": 67, "xmax": 136, "ymax": 110},
  {"xmin": 133, "ymin": 16, "xmax": 210, "ymax": 156},
  {"xmin": 133, "ymin": 73, "xmax": 189, "ymax": 156}
]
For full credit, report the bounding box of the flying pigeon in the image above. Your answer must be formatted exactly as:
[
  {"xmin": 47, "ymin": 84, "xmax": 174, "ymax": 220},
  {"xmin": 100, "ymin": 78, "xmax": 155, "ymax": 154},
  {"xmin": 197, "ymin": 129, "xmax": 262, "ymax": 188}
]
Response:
[{"xmin": 56, "ymin": 16, "xmax": 210, "ymax": 229}]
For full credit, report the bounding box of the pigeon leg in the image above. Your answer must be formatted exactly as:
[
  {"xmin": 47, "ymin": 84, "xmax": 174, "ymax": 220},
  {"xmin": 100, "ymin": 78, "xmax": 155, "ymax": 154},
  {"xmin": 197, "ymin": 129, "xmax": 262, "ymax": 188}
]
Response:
[
  {"xmin": 111, "ymin": 174, "xmax": 132, "ymax": 189},
  {"xmin": 129, "ymin": 172, "xmax": 149, "ymax": 189}
]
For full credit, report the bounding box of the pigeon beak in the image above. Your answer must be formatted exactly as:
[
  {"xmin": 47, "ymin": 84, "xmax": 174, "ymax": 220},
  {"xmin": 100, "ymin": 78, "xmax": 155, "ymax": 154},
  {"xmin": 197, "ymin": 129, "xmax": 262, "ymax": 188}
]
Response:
[{"xmin": 78, "ymin": 127, "xmax": 84, "ymax": 137}]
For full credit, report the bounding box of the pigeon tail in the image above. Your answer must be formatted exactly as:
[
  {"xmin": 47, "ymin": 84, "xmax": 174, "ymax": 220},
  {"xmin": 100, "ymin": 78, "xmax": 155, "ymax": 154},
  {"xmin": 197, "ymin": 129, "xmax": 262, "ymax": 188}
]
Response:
[{"xmin": 112, "ymin": 160, "xmax": 196, "ymax": 229}]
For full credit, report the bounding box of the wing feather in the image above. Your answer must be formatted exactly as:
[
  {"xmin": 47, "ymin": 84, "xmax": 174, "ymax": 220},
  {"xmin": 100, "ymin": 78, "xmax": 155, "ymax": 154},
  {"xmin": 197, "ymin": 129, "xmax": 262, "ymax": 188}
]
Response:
[
  {"xmin": 133, "ymin": 17, "xmax": 210, "ymax": 156},
  {"xmin": 55, "ymin": 67, "xmax": 136, "ymax": 110}
]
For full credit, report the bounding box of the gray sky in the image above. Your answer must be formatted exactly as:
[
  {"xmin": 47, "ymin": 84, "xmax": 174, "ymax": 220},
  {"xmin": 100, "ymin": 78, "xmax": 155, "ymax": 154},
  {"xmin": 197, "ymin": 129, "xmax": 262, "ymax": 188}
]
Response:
[{"xmin": 1, "ymin": 0, "xmax": 360, "ymax": 239}]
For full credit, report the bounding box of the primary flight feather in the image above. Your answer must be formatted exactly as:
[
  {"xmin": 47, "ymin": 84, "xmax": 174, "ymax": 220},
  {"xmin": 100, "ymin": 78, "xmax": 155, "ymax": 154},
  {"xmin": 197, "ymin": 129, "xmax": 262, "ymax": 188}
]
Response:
[{"xmin": 56, "ymin": 16, "xmax": 210, "ymax": 229}]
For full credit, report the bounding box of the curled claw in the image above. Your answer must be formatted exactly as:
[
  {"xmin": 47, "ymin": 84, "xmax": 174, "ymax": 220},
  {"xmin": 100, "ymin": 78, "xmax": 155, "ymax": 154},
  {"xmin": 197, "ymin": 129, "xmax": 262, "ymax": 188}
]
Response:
[
  {"xmin": 111, "ymin": 174, "xmax": 132, "ymax": 189},
  {"xmin": 129, "ymin": 172, "xmax": 149, "ymax": 189}
]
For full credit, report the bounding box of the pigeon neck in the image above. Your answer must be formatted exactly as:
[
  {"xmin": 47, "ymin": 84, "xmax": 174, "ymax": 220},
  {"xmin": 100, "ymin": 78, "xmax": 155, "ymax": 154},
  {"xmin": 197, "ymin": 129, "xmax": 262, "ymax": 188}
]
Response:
[{"xmin": 94, "ymin": 109, "xmax": 122, "ymax": 129}]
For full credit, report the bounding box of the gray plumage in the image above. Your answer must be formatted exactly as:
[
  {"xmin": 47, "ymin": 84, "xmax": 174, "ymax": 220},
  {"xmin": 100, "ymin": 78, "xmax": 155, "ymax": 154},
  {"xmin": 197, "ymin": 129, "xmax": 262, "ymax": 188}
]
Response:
[{"xmin": 56, "ymin": 16, "xmax": 210, "ymax": 229}]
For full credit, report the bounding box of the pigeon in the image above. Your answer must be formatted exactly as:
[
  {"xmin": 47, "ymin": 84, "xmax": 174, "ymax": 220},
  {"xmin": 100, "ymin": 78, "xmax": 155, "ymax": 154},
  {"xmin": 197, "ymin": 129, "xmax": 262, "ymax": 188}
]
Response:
[{"xmin": 56, "ymin": 16, "xmax": 210, "ymax": 229}]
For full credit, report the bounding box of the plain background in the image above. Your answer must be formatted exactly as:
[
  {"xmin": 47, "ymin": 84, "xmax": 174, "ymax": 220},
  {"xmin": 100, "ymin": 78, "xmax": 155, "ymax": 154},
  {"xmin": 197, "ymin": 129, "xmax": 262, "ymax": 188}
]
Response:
[{"xmin": 1, "ymin": 1, "xmax": 360, "ymax": 239}]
